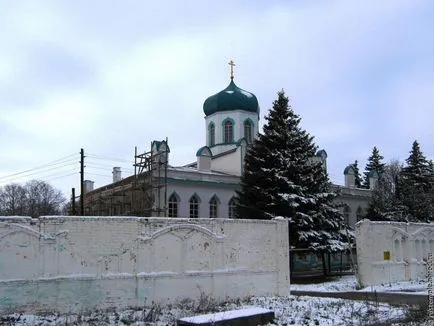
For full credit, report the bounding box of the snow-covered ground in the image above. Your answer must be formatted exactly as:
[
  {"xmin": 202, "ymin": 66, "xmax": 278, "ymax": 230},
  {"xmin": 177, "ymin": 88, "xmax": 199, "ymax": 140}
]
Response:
[
  {"xmin": 291, "ymin": 275, "xmax": 358, "ymax": 292},
  {"xmin": 292, "ymin": 274, "xmax": 429, "ymax": 294},
  {"xmin": 3, "ymin": 275, "xmax": 430, "ymax": 325}
]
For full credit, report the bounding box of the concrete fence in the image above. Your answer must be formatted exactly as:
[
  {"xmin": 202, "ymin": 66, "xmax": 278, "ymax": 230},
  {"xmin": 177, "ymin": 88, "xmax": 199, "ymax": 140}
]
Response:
[
  {"xmin": 0, "ymin": 216, "xmax": 289, "ymax": 313},
  {"xmin": 356, "ymin": 219, "xmax": 434, "ymax": 286}
]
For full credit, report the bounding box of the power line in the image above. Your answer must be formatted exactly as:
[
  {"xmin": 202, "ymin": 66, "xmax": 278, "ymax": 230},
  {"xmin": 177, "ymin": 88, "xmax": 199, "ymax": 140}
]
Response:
[
  {"xmin": 86, "ymin": 172, "xmax": 113, "ymax": 178},
  {"xmin": 44, "ymin": 172, "xmax": 78, "ymax": 182},
  {"xmin": 86, "ymin": 153, "xmax": 132, "ymax": 163},
  {"xmin": 86, "ymin": 165, "xmax": 114, "ymax": 171},
  {"xmin": 0, "ymin": 169, "xmax": 78, "ymax": 186},
  {"xmin": 86, "ymin": 164, "xmax": 134, "ymax": 173},
  {"xmin": 86, "ymin": 161, "xmax": 119, "ymax": 168},
  {"xmin": 0, "ymin": 162, "xmax": 78, "ymax": 183},
  {"xmin": 26, "ymin": 169, "xmax": 78, "ymax": 181},
  {"xmin": 0, "ymin": 154, "xmax": 78, "ymax": 181},
  {"xmin": 86, "ymin": 161, "xmax": 134, "ymax": 169}
]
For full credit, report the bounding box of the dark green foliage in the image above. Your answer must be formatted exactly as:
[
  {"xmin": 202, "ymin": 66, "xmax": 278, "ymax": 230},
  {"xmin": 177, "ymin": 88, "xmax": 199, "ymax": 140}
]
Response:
[
  {"xmin": 365, "ymin": 141, "xmax": 434, "ymax": 222},
  {"xmin": 365, "ymin": 160, "xmax": 405, "ymax": 221},
  {"xmin": 353, "ymin": 160, "xmax": 363, "ymax": 188},
  {"xmin": 236, "ymin": 90, "xmax": 351, "ymax": 251},
  {"xmin": 363, "ymin": 147, "xmax": 385, "ymax": 189},
  {"xmin": 398, "ymin": 141, "xmax": 434, "ymax": 221}
]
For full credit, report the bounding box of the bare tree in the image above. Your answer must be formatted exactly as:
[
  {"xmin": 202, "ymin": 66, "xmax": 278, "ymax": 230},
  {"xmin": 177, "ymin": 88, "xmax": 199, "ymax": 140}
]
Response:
[
  {"xmin": 0, "ymin": 183, "xmax": 27, "ymax": 215},
  {"xmin": 0, "ymin": 180, "xmax": 66, "ymax": 217}
]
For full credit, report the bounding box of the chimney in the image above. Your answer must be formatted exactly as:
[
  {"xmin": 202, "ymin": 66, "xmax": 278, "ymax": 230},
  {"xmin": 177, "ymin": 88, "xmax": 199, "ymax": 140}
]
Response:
[
  {"xmin": 113, "ymin": 167, "xmax": 122, "ymax": 183},
  {"xmin": 196, "ymin": 146, "xmax": 212, "ymax": 172},
  {"xmin": 84, "ymin": 180, "xmax": 94, "ymax": 193},
  {"xmin": 368, "ymin": 170, "xmax": 379, "ymax": 190},
  {"xmin": 316, "ymin": 149, "xmax": 328, "ymax": 173},
  {"xmin": 344, "ymin": 165, "xmax": 355, "ymax": 188}
]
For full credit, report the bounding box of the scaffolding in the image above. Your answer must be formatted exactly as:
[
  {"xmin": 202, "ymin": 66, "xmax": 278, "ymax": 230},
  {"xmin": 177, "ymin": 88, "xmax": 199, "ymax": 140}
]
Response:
[
  {"xmin": 133, "ymin": 138, "xmax": 169, "ymax": 216},
  {"xmin": 83, "ymin": 139, "xmax": 169, "ymax": 217}
]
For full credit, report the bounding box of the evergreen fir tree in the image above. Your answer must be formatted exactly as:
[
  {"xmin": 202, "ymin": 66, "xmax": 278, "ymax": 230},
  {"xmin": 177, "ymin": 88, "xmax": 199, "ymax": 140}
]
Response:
[
  {"xmin": 236, "ymin": 90, "xmax": 351, "ymax": 251},
  {"xmin": 365, "ymin": 160, "xmax": 405, "ymax": 221},
  {"xmin": 353, "ymin": 160, "xmax": 363, "ymax": 188},
  {"xmin": 363, "ymin": 146, "xmax": 385, "ymax": 189},
  {"xmin": 399, "ymin": 141, "xmax": 434, "ymax": 221}
]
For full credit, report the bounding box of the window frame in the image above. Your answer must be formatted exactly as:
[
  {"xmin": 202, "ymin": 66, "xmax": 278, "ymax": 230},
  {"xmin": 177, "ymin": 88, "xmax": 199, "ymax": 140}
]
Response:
[
  {"xmin": 356, "ymin": 206, "xmax": 364, "ymax": 222},
  {"xmin": 244, "ymin": 120, "xmax": 253, "ymax": 143},
  {"xmin": 223, "ymin": 119, "xmax": 234, "ymax": 143},
  {"xmin": 208, "ymin": 122, "xmax": 215, "ymax": 146},
  {"xmin": 189, "ymin": 195, "xmax": 200, "ymax": 218},
  {"xmin": 228, "ymin": 197, "xmax": 237, "ymax": 219},
  {"xmin": 209, "ymin": 196, "xmax": 218, "ymax": 218},
  {"xmin": 168, "ymin": 193, "xmax": 179, "ymax": 217}
]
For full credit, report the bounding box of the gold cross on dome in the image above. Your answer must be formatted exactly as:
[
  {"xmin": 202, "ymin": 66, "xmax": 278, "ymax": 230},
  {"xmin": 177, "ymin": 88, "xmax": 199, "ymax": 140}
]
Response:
[{"xmin": 228, "ymin": 60, "xmax": 235, "ymax": 80}]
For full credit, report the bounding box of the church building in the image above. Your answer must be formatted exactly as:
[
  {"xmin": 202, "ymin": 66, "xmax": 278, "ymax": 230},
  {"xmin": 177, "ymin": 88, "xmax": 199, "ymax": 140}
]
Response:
[{"xmin": 83, "ymin": 62, "xmax": 372, "ymax": 229}]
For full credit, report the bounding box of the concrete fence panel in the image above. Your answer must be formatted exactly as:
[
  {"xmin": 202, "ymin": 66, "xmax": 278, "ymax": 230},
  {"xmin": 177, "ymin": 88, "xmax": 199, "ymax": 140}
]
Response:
[
  {"xmin": 356, "ymin": 219, "xmax": 434, "ymax": 286},
  {"xmin": 0, "ymin": 216, "xmax": 289, "ymax": 313}
]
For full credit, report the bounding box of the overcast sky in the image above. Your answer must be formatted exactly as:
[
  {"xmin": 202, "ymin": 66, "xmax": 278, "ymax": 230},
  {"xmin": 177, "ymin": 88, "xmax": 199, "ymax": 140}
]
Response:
[{"xmin": 1, "ymin": 0, "xmax": 433, "ymax": 198}]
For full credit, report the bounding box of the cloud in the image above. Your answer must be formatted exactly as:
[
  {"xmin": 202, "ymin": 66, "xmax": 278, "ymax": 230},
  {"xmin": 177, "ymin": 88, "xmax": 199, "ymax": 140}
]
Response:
[{"xmin": 1, "ymin": 0, "xmax": 434, "ymax": 193}]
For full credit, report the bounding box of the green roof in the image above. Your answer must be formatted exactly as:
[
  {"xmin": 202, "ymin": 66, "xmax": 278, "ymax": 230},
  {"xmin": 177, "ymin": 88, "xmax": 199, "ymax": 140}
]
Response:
[{"xmin": 203, "ymin": 80, "xmax": 259, "ymax": 116}]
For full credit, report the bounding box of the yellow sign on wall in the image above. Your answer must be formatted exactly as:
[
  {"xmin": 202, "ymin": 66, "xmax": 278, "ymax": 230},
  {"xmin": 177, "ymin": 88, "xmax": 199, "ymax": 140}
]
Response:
[{"xmin": 384, "ymin": 251, "xmax": 391, "ymax": 260}]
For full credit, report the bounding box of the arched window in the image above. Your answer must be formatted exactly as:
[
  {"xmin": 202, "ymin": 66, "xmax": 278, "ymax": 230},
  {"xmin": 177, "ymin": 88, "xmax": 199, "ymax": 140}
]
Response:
[
  {"xmin": 356, "ymin": 206, "xmax": 364, "ymax": 222},
  {"xmin": 208, "ymin": 122, "xmax": 215, "ymax": 146},
  {"xmin": 223, "ymin": 119, "xmax": 234, "ymax": 143},
  {"xmin": 228, "ymin": 197, "xmax": 237, "ymax": 219},
  {"xmin": 244, "ymin": 120, "xmax": 253, "ymax": 143},
  {"xmin": 343, "ymin": 205, "xmax": 351, "ymax": 226},
  {"xmin": 168, "ymin": 193, "xmax": 179, "ymax": 217},
  {"xmin": 209, "ymin": 195, "xmax": 219, "ymax": 218},
  {"xmin": 189, "ymin": 194, "xmax": 200, "ymax": 218}
]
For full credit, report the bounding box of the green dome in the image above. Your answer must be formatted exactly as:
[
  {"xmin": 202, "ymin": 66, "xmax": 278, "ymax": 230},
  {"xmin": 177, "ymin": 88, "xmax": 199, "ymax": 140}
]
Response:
[{"xmin": 203, "ymin": 80, "xmax": 259, "ymax": 116}]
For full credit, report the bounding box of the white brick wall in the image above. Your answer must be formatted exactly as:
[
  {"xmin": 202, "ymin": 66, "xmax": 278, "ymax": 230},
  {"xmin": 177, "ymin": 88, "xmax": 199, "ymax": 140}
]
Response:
[
  {"xmin": 356, "ymin": 219, "xmax": 434, "ymax": 286},
  {"xmin": 0, "ymin": 216, "xmax": 289, "ymax": 313}
]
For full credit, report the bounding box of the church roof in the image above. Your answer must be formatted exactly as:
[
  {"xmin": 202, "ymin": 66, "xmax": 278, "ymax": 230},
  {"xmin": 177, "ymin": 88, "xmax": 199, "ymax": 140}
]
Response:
[
  {"xmin": 196, "ymin": 146, "xmax": 212, "ymax": 157},
  {"xmin": 203, "ymin": 80, "xmax": 259, "ymax": 116},
  {"xmin": 343, "ymin": 164, "xmax": 355, "ymax": 175},
  {"xmin": 316, "ymin": 149, "xmax": 327, "ymax": 158}
]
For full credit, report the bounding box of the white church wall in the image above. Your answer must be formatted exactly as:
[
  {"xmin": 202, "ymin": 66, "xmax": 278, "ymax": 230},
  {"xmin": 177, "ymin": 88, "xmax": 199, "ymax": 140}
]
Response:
[
  {"xmin": 211, "ymin": 147, "xmax": 243, "ymax": 176},
  {"xmin": 331, "ymin": 186, "xmax": 371, "ymax": 229},
  {"xmin": 356, "ymin": 219, "xmax": 434, "ymax": 286},
  {"xmin": 167, "ymin": 183, "xmax": 239, "ymax": 218},
  {"xmin": 336, "ymin": 197, "xmax": 367, "ymax": 228},
  {"xmin": 0, "ymin": 216, "xmax": 289, "ymax": 314}
]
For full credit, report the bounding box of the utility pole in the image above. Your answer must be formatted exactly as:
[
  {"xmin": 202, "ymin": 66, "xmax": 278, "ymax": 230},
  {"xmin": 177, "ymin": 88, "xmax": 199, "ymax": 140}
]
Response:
[
  {"xmin": 80, "ymin": 148, "xmax": 84, "ymax": 216},
  {"xmin": 71, "ymin": 188, "xmax": 76, "ymax": 215}
]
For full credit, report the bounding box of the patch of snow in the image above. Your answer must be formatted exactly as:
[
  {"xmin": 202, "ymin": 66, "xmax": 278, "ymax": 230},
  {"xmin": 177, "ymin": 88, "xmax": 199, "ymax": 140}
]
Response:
[
  {"xmin": 39, "ymin": 273, "xmax": 96, "ymax": 281},
  {"xmin": 136, "ymin": 271, "xmax": 177, "ymax": 277},
  {"xmin": 360, "ymin": 279, "xmax": 429, "ymax": 294},
  {"xmin": 291, "ymin": 275, "xmax": 357, "ymax": 292},
  {"xmin": 178, "ymin": 307, "xmax": 272, "ymax": 323},
  {"xmin": 291, "ymin": 275, "xmax": 432, "ymax": 296},
  {"xmin": 185, "ymin": 268, "xmax": 248, "ymax": 275},
  {"xmin": 103, "ymin": 272, "xmax": 134, "ymax": 279}
]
